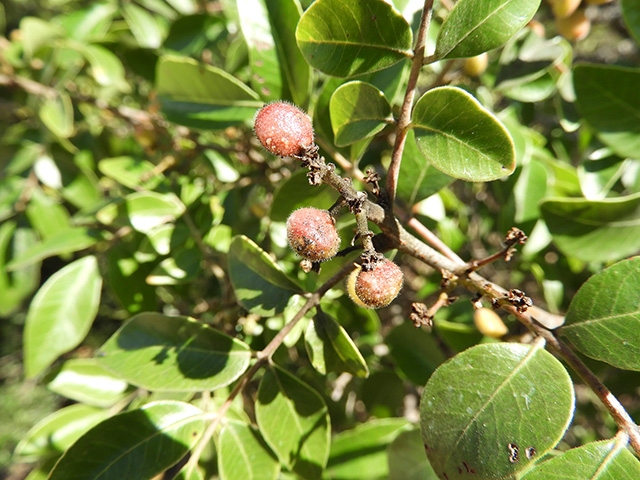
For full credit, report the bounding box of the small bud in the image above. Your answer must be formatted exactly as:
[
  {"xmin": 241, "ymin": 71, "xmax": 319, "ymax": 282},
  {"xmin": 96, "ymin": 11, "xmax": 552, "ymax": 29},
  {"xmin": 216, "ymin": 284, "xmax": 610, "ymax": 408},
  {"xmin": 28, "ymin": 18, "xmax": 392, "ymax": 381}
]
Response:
[
  {"xmin": 463, "ymin": 53, "xmax": 488, "ymax": 78},
  {"xmin": 286, "ymin": 207, "xmax": 340, "ymax": 263},
  {"xmin": 473, "ymin": 307, "xmax": 508, "ymax": 339},
  {"xmin": 254, "ymin": 102, "xmax": 314, "ymax": 157},
  {"xmin": 555, "ymin": 9, "xmax": 590, "ymax": 40}
]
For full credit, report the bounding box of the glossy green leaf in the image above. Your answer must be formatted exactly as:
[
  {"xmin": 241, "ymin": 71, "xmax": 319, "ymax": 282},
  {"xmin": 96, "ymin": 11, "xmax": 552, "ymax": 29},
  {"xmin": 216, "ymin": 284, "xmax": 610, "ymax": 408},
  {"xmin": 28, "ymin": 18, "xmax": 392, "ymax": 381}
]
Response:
[
  {"xmin": 25, "ymin": 188, "xmax": 71, "ymax": 239},
  {"xmin": 40, "ymin": 93, "xmax": 74, "ymax": 139},
  {"xmin": 125, "ymin": 191, "xmax": 185, "ymax": 233},
  {"xmin": 0, "ymin": 222, "xmax": 40, "ymax": 316},
  {"xmin": 304, "ymin": 309, "xmax": 369, "ymax": 378},
  {"xmin": 99, "ymin": 312, "xmax": 252, "ymax": 391},
  {"xmin": 79, "ymin": 44, "xmax": 128, "ymax": 90},
  {"xmin": 521, "ymin": 437, "xmax": 640, "ymax": 480},
  {"xmin": 561, "ymin": 257, "xmax": 640, "ymax": 371},
  {"xmin": 396, "ymin": 129, "xmax": 454, "ymax": 205},
  {"xmin": 48, "ymin": 401, "xmax": 205, "ymax": 480},
  {"xmin": 24, "ymin": 256, "xmax": 102, "ymax": 378},
  {"xmin": 420, "ymin": 342, "xmax": 575, "ymax": 480},
  {"xmin": 387, "ymin": 429, "xmax": 439, "ymax": 480},
  {"xmin": 228, "ymin": 235, "xmax": 303, "ymax": 316},
  {"xmin": 622, "ymin": 0, "xmax": 640, "ymax": 45},
  {"xmin": 238, "ymin": 0, "xmax": 310, "ymax": 105},
  {"xmin": 385, "ymin": 321, "xmax": 445, "ymax": 386},
  {"xmin": 578, "ymin": 157, "xmax": 629, "ymax": 201},
  {"xmin": 98, "ymin": 156, "xmax": 162, "ymax": 189},
  {"xmin": 146, "ymin": 247, "xmax": 202, "ymax": 285},
  {"xmin": 326, "ymin": 418, "xmax": 410, "ymax": 480},
  {"xmin": 256, "ymin": 365, "xmax": 330, "ymax": 480},
  {"xmin": 218, "ymin": 419, "xmax": 280, "ymax": 480},
  {"xmin": 540, "ymin": 193, "xmax": 640, "ymax": 263},
  {"xmin": 295, "ymin": 0, "xmax": 412, "ymax": 78},
  {"xmin": 123, "ymin": 3, "xmax": 165, "ymax": 49},
  {"xmin": 574, "ymin": 64, "xmax": 640, "ymax": 160},
  {"xmin": 514, "ymin": 158, "xmax": 548, "ymax": 223},
  {"xmin": 47, "ymin": 358, "xmax": 129, "ymax": 407},
  {"xmin": 57, "ymin": 3, "xmax": 116, "ymax": 41},
  {"xmin": 434, "ymin": 0, "xmax": 541, "ymax": 59},
  {"xmin": 412, "ymin": 87, "xmax": 516, "ymax": 182},
  {"xmin": 14, "ymin": 404, "xmax": 110, "ymax": 461},
  {"xmin": 6, "ymin": 227, "xmax": 99, "ymax": 271},
  {"xmin": 156, "ymin": 55, "xmax": 262, "ymax": 129},
  {"xmin": 329, "ymin": 81, "xmax": 392, "ymax": 146}
]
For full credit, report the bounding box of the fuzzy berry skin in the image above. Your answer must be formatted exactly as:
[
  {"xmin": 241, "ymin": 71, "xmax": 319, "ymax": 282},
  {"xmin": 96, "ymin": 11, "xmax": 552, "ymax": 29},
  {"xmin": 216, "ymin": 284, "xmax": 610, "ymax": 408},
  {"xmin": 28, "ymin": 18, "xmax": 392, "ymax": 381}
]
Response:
[
  {"xmin": 254, "ymin": 102, "xmax": 314, "ymax": 157},
  {"xmin": 286, "ymin": 207, "xmax": 340, "ymax": 263},
  {"xmin": 348, "ymin": 258, "xmax": 403, "ymax": 309}
]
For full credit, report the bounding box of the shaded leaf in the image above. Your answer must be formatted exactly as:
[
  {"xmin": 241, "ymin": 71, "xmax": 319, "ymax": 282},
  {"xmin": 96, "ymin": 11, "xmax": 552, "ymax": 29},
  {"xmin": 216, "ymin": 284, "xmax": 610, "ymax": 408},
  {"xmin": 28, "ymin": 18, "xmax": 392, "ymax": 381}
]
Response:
[
  {"xmin": 387, "ymin": 429, "xmax": 439, "ymax": 480},
  {"xmin": 125, "ymin": 191, "xmax": 185, "ymax": 234},
  {"xmin": 561, "ymin": 257, "xmax": 640, "ymax": 371},
  {"xmin": 435, "ymin": 0, "xmax": 541, "ymax": 59},
  {"xmin": 412, "ymin": 87, "xmax": 516, "ymax": 182},
  {"xmin": 48, "ymin": 401, "xmax": 204, "ymax": 480},
  {"xmin": 304, "ymin": 309, "xmax": 369, "ymax": 378},
  {"xmin": 270, "ymin": 169, "xmax": 336, "ymax": 223},
  {"xmin": 218, "ymin": 419, "xmax": 280, "ymax": 480},
  {"xmin": 99, "ymin": 312, "xmax": 252, "ymax": 391},
  {"xmin": 622, "ymin": 0, "xmax": 640, "ymax": 46},
  {"xmin": 574, "ymin": 64, "xmax": 640, "ymax": 160},
  {"xmin": 420, "ymin": 342, "xmax": 575, "ymax": 480},
  {"xmin": 156, "ymin": 55, "xmax": 262, "ymax": 129},
  {"xmin": 228, "ymin": 235, "xmax": 303, "ymax": 316},
  {"xmin": 540, "ymin": 193, "xmax": 640, "ymax": 263},
  {"xmin": 296, "ymin": 0, "xmax": 412, "ymax": 78},
  {"xmin": 256, "ymin": 365, "xmax": 330, "ymax": 480},
  {"xmin": 521, "ymin": 437, "xmax": 640, "ymax": 480},
  {"xmin": 24, "ymin": 256, "xmax": 102, "ymax": 378},
  {"xmin": 330, "ymin": 81, "xmax": 392, "ymax": 146},
  {"xmin": 0, "ymin": 222, "xmax": 40, "ymax": 316},
  {"xmin": 326, "ymin": 418, "xmax": 410, "ymax": 480}
]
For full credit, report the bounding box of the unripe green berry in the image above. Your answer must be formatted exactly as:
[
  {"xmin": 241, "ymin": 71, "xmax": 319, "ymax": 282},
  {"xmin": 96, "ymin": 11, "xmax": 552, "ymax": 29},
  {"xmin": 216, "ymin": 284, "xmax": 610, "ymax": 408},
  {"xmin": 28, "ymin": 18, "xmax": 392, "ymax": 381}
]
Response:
[
  {"xmin": 254, "ymin": 102, "xmax": 314, "ymax": 157},
  {"xmin": 347, "ymin": 258, "xmax": 403, "ymax": 309},
  {"xmin": 286, "ymin": 207, "xmax": 340, "ymax": 262}
]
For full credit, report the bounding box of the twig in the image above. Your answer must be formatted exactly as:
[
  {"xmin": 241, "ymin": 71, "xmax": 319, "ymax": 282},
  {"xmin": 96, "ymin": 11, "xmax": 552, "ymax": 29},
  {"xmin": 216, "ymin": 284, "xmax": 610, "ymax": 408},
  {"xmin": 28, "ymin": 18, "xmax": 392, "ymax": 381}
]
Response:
[
  {"xmin": 407, "ymin": 217, "xmax": 464, "ymax": 264},
  {"xmin": 386, "ymin": 0, "xmax": 435, "ymax": 207}
]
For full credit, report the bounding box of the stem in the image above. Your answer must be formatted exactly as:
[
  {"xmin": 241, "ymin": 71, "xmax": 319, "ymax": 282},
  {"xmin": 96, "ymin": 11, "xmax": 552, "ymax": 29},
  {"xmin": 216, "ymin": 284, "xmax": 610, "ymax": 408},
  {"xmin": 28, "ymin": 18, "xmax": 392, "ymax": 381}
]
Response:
[
  {"xmin": 185, "ymin": 262, "xmax": 357, "ymax": 476},
  {"xmin": 407, "ymin": 217, "xmax": 464, "ymax": 264},
  {"xmin": 386, "ymin": 0, "xmax": 434, "ymax": 207}
]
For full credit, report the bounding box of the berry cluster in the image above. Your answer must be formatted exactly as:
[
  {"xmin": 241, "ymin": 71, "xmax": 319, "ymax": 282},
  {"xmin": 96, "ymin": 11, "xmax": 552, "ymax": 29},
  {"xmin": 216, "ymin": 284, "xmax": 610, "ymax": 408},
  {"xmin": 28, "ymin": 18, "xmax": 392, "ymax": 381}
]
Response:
[{"xmin": 254, "ymin": 102, "xmax": 403, "ymax": 309}]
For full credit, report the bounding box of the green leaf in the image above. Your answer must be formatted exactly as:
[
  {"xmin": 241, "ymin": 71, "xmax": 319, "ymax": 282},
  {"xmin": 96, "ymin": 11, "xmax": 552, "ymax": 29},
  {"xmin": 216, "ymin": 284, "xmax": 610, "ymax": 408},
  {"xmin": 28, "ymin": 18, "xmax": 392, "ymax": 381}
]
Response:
[
  {"xmin": 6, "ymin": 227, "xmax": 99, "ymax": 271},
  {"xmin": 99, "ymin": 312, "xmax": 252, "ymax": 391},
  {"xmin": 218, "ymin": 419, "xmax": 280, "ymax": 480},
  {"xmin": 107, "ymin": 242, "xmax": 157, "ymax": 313},
  {"xmin": 146, "ymin": 247, "xmax": 202, "ymax": 285},
  {"xmin": 561, "ymin": 257, "xmax": 640, "ymax": 371},
  {"xmin": 0, "ymin": 222, "xmax": 40, "ymax": 316},
  {"xmin": 57, "ymin": 3, "xmax": 116, "ymax": 41},
  {"xmin": 521, "ymin": 437, "xmax": 640, "ymax": 480},
  {"xmin": 270, "ymin": 169, "xmax": 336, "ymax": 222},
  {"xmin": 238, "ymin": 0, "xmax": 311, "ymax": 105},
  {"xmin": 578, "ymin": 157, "xmax": 630, "ymax": 201},
  {"xmin": 79, "ymin": 44, "xmax": 128, "ymax": 90},
  {"xmin": 123, "ymin": 3, "xmax": 165, "ymax": 49},
  {"xmin": 125, "ymin": 191, "xmax": 185, "ymax": 233},
  {"xmin": 39, "ymin": 93, "xmax": 74, "ymax": 139},
  {"xmin": 622, "ymin": 0, "xmax": 640, "ymax": 46},
  {"xmin": 295, "ymin": 0, "xmax": 412, "ymax": 78},
  {"xmin": 24, "ymin": 256, "xmax": 102, "ymax": 378},
  {"xmin": 396, "ymin": 129, "xmax": 454, "ymax": 206},
  {"xmin": 256, "ymin": 365, "xmax": 330, "ymax": 480},
  {"xmin": 25, "ymin": 188, "xmax": 71, "ymax": 239},
  {"xmin": 385, "ymin": 321, "xmax": 445, "ymax": 385},
  {"xmin": 514, "ymin": 157, "xmax": 548, "ymax": 223},
  {"xmin": 412, "ymin": 87, "xmax": 516, "ymax": 182},
  {"xmin": 329, "ymin": 81, "xmax": 392, "ymax": 147},
  {"xmin": 14, "ymin": 404, "xmax": 110, "ymax": 461},
  {"xmin": 434, "ymin": 0, "xmax": 541, "ymax": 60},
  {"xmin": 228, "ymin": 235, "xmax": 303, "ymax": 316},
  {"xmin": 47, "ymin": 401, "xmax": 205, "ymax": 480},
  {"xmin": 20, "ymin": 17, "xmax": 64, "ymax": 58},
  {"xmin": 540, "ymin": 193, "xmax": 640, "ymax": 263},
  {"xmin": 47, "ymin": 358, "xmax": 129, "ymax": 407},
  {"xmin": 387, "ymin": 429, "xmax": 439, "ymax": 480},
  {"xmin": 574, "ymin": 64, "xmax": 640, "ymax": 160},
  {"xmin": 156, "ymin": 55, "xmax": 262, "ymax": 129},
  {"xmin": 420, "ymin": 342, "xmax": 575, "ymax": 480},
  {"xmin": 304, "ymin": 309, "xmax": 369, "ymax": 378},
  {"xmin": 326, "ymin": 418, "xmax": 410, "ymax": 480},
  {"xmin": 98, "ymin": 156, "xmax": 162, "ymax": 189}
]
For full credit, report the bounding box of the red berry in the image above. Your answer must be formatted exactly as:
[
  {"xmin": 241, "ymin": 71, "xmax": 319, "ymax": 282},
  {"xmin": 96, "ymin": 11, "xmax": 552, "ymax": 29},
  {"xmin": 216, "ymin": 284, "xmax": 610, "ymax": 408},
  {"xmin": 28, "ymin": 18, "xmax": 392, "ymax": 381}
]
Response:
[
  {"xmin": 254, "ymin": 102, "xmax": 314, "ymax": 157},
  {"xmin": 347, "ymin": 259, "xmax": 403, "ymax": 309},
  {"xmin": 286, "ymin": 207, "xmax": 340, "ymax": 262}
]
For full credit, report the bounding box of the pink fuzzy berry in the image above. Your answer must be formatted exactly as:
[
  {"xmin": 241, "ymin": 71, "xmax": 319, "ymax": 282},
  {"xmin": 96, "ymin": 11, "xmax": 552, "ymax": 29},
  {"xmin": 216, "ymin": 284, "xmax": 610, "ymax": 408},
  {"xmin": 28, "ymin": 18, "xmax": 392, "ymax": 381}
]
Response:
[
  {"xmin": 348, "ymin": 258, "xmax": 403, "ymax": 309},
  {"xmin": 254, "ymin": 102, "xmax": 314, "ymax": 157},
  {"xmin": 286, "ymin": 207, "xmax": 340, "ymax": 262}
]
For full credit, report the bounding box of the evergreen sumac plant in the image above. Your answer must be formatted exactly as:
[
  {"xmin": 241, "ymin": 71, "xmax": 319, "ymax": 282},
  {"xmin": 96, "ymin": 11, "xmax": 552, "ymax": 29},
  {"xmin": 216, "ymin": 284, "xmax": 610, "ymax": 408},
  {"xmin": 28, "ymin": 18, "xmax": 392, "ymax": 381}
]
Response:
[{"xmin": 4, "ymin": 0, "xmax": 640, "ymax": 479}]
